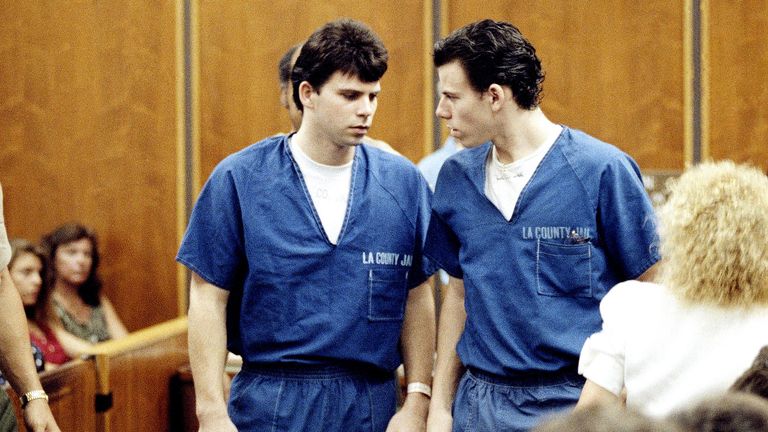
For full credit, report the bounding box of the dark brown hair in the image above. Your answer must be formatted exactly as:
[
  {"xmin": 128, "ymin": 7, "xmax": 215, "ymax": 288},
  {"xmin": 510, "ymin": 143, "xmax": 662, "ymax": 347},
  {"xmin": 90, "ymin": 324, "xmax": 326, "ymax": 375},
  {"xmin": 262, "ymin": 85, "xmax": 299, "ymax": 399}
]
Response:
[
  {"xmin": 41, "ymin": 223, "xmax": 102, "ymax": 306},
  {"xmin": 291, "ymin": 19, "xmax": 388, "ymax": 111},
  {"xmin": 9, "ymin": 238, "xmax": 51, "ymax": 323},
  {"xmin": 434, "ymin": 19, "xmax": 544, "ymax": 109},
  {"xmin": 732, "ymin": 346, "xmax": 768, "ymax": 400}
]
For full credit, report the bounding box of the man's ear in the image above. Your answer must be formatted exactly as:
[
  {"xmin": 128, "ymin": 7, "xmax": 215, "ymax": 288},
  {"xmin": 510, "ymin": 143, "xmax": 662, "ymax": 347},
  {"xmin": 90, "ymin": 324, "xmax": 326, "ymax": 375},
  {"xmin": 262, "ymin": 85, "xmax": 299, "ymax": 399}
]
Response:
[
  {"xmin": 487, "ymin": 83, "xmax": 507, "ymax": 112},
  {"xmin": 298, "ymin": 81, "xmax": 315, "ymax": 110}
]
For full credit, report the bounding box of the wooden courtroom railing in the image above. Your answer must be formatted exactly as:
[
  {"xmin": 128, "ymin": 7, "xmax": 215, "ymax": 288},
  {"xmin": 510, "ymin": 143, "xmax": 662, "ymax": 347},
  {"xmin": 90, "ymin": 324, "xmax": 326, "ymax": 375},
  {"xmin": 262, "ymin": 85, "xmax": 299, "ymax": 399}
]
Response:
[
  {"xmin": 4, "ymin": 359, "xmax": 97, "ymax": 432},
  {"xmin": 5, "ymin": 317, "xmax": 189, "ymax": 431},
  {"xmin": 83, "ymin": 316, "xmax": 189, "ymax": 432}
]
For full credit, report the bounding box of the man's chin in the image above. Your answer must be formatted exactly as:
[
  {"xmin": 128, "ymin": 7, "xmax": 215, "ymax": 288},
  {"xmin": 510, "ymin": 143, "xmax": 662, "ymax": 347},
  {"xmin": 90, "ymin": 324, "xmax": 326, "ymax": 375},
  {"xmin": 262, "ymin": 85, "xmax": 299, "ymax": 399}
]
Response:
[
  {"xmin": 348, "ymin": 136, "xmax": 367, "ymax": 146},
  {"xmin": 455, "ymin": 137, "xmax": 475, "ymax": 148},
  {"xmin": 333, "ymin": 138, "xmax": 363, "ymax": 149}
]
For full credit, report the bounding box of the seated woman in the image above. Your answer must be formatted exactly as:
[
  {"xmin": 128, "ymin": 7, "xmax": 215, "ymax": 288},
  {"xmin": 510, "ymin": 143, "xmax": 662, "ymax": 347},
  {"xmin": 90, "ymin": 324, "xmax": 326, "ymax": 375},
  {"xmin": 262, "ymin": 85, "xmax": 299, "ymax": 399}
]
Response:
[
  {"xmin": 576, "ymin": 161, "xmax": 768, "ymax": 417},
  {"xmin": 8, "ymin": 239, "xmax": 69, "ymax": 369},
  {"xmin": 41, "ymin": 223, "xmax": 128, "ymax": 356}
]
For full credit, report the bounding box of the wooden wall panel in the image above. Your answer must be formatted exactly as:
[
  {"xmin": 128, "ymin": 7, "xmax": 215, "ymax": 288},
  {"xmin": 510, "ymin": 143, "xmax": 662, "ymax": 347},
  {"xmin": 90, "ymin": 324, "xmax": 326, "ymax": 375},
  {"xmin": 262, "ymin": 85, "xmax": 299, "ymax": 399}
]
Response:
[
  {"xmin": 0, "ymin": 3, "xmax": 181, "ymax": 330},
  {"xmin": 706, "ymin": 1, "xmax": 768, "ymax": 171},
  {"xmin": 199, "ymin": 0, "xmax": 430, "ymax": 181},
  {"xmin": 4, "ymin": 1, "xmax": 764, "ymax": 339},
  {"xmin": 446, "ymin": 1, "xmax": 686, "ymax": 171}
]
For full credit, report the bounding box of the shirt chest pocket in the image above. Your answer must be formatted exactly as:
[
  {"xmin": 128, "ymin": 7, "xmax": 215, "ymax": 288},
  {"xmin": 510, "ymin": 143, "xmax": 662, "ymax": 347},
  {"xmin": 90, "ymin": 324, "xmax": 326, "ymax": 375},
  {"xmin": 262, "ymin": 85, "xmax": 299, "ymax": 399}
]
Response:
[
  {"xmin": 368, "ymin": 269, "xmax": 408, "ymax": 321},
  {"xmin": 536, "ymin": 240, "xmax": 593, "ymax": 298}
]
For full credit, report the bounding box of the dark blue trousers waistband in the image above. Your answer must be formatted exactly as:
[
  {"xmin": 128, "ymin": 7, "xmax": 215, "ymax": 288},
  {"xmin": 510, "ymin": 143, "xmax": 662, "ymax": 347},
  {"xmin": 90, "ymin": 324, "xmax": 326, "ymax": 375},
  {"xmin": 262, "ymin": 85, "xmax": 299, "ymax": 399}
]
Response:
[
  {"xmin": 241, "ymin": 362, "xmax": 393, "ymax": 380},
  {"xmin": 467, "ymin": 367, "xmax": 585, "ymax": 388}
]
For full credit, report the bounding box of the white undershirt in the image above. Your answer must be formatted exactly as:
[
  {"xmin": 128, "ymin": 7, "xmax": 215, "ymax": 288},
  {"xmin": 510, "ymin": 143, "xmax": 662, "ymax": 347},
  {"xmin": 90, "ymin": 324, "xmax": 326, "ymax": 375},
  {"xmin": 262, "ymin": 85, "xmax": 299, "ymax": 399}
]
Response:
[
  {"xmin": 484, "ymin": 133, "xmax": 557, "ymax": 220},
  {"xmin": 289, "ymin": 140, "xmax": 352, "ymax": 244}
]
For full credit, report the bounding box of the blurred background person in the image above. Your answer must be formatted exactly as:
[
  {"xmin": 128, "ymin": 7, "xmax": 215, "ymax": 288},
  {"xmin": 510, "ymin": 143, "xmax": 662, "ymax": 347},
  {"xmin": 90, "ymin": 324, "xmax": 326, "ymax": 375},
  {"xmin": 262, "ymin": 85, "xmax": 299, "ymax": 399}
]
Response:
[
  {"xmin": 41, "ymin": 223, "xmax": 128, "ymax": 357},
  {"xmin": 577, "ymin": 160, "xmax": 768, "ymax": 417},
  {"xmin": 8, "ymin": 239, "xmax": 69, "ymax": 369},
  {"xmin": 278, "ymin": 43, "xmax": 304, "ymax": 134},
  {"xmin": 534, "ymin": 403, "xmax": 682, "ymax": 432},
  {"xmin": 416, "ymin": 136, "xmax": 462, "ymax": 192},
  {"xmin": 0, "ymin": 183, "xmax": 61, "ymax": 431},
  {"xmin": 669, "ymin": 392, "xmax": 768, "ymax": 432},
  {"xmin": 731, "ymin": 345, "xmax": 768, "ymax": 401}
]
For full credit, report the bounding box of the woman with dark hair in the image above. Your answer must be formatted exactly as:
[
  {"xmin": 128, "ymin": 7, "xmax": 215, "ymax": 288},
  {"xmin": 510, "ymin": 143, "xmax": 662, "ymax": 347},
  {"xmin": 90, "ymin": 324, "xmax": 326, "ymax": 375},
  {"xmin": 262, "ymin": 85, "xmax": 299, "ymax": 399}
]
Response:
[
  {"xmin": 41, "ymin": 223, "xmax": 127, "ymax": 356},
  {"xmin": 8, "ymin": 239, "xmax": 68, "ymax": 369}
]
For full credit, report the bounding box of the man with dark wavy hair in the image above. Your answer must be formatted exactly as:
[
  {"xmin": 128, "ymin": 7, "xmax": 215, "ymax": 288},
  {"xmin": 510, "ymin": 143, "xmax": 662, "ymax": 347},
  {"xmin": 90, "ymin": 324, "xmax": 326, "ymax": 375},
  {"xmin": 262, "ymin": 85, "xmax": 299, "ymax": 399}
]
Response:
[
  {"xmin": 179, "ymin": 19, "xmax": 435, "ymax": 432},
  {"xmin": 278, "ymin": 42, "xmax": 399, "ymax": 154},
  {"xmin": 424, "ymin": 19, "xmax": 659, "ymax": 431}
]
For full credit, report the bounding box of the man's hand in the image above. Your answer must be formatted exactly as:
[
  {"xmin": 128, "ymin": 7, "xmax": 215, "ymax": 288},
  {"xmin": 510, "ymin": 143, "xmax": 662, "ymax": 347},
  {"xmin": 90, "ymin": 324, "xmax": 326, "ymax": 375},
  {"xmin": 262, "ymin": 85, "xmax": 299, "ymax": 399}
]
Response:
[
  {"xmin": 22, "ymin": 400, "xmax": 61, "ymax": 432},
  {"xmin": 425, "ymin": 406, "xmax": 453, "ymax": 432},
  {"xmin": 386, "ymin": 393, "xmax": 430, "ymax": 432},
  {"xmin": 198, "ymin": 411, "xmax": 238, "ymax": 432}
]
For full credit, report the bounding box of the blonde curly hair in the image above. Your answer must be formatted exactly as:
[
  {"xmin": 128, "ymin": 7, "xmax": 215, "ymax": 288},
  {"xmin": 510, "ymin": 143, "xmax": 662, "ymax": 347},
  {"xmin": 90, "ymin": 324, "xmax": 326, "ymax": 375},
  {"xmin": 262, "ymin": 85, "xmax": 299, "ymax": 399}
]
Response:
[{"xmin": 658, "ymin": 160, "xmax": 768, "ymax": 307}]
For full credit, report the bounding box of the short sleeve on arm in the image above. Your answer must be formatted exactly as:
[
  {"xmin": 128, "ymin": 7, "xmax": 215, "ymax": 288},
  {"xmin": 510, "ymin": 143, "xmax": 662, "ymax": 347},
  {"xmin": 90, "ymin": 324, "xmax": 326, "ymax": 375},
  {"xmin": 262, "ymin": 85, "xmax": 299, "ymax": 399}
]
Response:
[
  {"xmin": 0, "ymin": 185, "xmax": 11, "ymax": 269},
  {"xmin": 407, "ymin": 175, "xmax": 437, "ymax": 289},
  {"xmin": 424, "ymin": 210, "xmax": 462, "ymax": 279},
  {"xmin": 578, "ymin": 282, "xmax": 636, "ymax": 396},
  {"xmin": 176, "ymin": 165, "xmax": 246, "ymax": 290},
  {"xmin": 598, "ymin": 156, "xmax": 661, "ymax": 279}
]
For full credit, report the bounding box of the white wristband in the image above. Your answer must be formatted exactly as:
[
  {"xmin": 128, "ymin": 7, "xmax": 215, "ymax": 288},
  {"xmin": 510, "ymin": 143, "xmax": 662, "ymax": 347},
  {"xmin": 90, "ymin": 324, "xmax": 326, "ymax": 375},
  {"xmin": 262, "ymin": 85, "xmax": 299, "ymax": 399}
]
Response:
[{"xmin": 406, "ymin": 382, "xmax": 432, "ymax": 398}]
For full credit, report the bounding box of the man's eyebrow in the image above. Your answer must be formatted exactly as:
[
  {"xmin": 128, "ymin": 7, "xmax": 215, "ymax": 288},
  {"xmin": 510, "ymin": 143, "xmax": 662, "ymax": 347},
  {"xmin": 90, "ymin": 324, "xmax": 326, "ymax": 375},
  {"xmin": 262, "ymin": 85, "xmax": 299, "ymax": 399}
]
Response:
[{"xmin": 337, "ymin": 87, "xmax": 381, "ymax": 95}]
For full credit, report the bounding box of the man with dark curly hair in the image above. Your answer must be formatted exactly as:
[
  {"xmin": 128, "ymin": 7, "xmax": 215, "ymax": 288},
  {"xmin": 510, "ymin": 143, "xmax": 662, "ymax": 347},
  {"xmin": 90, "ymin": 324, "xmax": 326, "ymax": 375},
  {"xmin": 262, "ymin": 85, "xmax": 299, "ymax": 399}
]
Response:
[
  {"xmin": 424, "ymin": 19, "xmax": 659, "ymax": 431},
  {"xmin": 179, "ymin": 19, "xmax": 435, "ymax": 432}
]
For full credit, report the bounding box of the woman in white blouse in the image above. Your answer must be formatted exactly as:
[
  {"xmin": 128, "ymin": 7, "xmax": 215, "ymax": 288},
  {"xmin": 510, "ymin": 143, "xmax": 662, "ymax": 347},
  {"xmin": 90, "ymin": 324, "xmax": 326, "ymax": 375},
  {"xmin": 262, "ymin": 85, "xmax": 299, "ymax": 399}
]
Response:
[{"xmin": 575, "ymin": 160, "xmax": 768, "ymax": 418}]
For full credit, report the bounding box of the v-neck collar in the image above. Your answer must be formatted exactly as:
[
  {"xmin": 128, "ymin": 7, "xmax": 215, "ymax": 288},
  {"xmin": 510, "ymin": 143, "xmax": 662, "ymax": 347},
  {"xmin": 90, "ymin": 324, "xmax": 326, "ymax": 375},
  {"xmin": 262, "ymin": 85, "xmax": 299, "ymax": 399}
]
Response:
[
  {"xmin": 467, "ymin": 127, "xmax": 566, "ymax": 224},
  {"xmin": 284, "ymin": 135, "xmax": 360, "ymax": 247}
]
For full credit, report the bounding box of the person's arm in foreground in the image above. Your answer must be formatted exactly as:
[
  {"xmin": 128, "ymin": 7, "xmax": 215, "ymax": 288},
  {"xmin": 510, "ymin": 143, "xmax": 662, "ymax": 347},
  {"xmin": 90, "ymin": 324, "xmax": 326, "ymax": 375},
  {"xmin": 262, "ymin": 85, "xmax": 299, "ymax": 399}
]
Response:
[
  {"xmin": 426, "ymin": 276, "xmax": 466, "ymax": 432},
  {"xmin": 188, "ymin": 272, "xmax": 237, "ymax": 432},
  {"xmin": 636, "ymin": 263, "xmax": 659, "ymax": 282},
  {"xmin": 575, "ymin": 379, "xmax": 622, "ymax": 410},
  {"xmin": 387, "ymin": 280, "xmax": 436, "ymax": 432},
  {"xmin": 0, "ymin": 268, "xmax": 60, "ymax": 432}
]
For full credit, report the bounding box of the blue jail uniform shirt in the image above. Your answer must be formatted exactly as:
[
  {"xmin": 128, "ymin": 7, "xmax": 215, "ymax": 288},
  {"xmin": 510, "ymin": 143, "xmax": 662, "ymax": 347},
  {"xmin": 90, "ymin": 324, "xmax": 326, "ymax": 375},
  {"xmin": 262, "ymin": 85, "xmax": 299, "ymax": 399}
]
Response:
[
  {"xmin": 177, "ymin": 135, "xmax": 435, "ymax": 373},
  {"xmin": 425, "ymin": 126, "xmax": 660, "ymax": 377}
]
